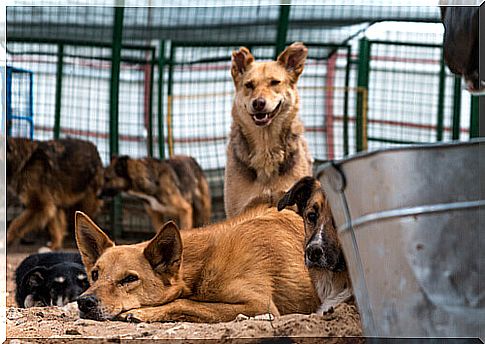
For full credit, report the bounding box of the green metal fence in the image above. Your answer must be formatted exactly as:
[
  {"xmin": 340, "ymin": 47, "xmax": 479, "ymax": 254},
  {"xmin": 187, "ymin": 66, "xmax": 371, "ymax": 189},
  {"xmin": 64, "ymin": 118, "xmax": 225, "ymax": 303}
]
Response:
[
  {"xmin": 6, "ymin": 5, "xmax": 480, "ymax": 239},
  {"xmin": 356, "ymin": 37, "xmax": 478, "ymax": 152}
]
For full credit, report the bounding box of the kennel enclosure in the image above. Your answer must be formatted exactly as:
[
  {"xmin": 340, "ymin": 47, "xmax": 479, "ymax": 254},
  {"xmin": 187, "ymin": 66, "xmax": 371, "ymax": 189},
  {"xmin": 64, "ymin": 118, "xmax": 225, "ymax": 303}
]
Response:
[{"xmin": 5, "ymin": 3, "xmax": 480, "ymax": 237}]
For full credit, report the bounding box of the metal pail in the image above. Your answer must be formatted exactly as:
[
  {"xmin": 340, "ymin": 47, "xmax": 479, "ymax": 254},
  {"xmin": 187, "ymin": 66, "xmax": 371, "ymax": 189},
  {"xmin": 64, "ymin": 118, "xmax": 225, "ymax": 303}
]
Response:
[{"xmin": 317, "ymin": 139, "xmax": 484, "ymax": 338}]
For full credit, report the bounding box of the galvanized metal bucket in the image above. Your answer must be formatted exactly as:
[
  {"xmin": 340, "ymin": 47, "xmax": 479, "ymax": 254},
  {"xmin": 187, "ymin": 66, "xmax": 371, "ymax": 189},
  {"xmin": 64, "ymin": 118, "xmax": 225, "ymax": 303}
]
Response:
[{"xmin": 317, "ymin": 139, "xmax": 484, "ymax": 338}]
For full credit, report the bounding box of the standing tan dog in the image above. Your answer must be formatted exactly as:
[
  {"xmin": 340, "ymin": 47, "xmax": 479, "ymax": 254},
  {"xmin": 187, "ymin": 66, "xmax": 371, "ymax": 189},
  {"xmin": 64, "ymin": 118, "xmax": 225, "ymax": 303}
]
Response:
[
  {"xmin": 278, "ymin": 176, "xmax": 352, "ymax": 314},
  {"xmin": 75, "ymin": 206, "xmax": 319, "ymax": 323},
  {"xmin": 7, "ymin": 137, "xmax": 104, "ymax": 249},
  {"xmin": 101, "ymin": 155, "xmax": 211, "ymax": 230},
  {"xmin": 224, "ymin": 42, "xmax": 313, "ymax": 217}
]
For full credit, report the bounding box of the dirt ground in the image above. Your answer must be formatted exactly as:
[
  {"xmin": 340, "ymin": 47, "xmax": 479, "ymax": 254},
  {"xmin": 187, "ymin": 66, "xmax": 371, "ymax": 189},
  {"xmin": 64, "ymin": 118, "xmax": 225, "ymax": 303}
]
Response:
[{"xmin": 6, "ymin": 251, "xmax": 363, "ymax": 342}]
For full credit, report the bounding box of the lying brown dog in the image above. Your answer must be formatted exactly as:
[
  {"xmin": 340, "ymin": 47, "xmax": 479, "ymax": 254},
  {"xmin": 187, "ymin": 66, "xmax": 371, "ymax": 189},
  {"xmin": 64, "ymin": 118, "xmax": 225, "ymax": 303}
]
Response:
[
  {"xmin": 101, "ymin": 155, "xmax": 211, "ymax": 230},
  {"xmin": 278, "ymin": 176, "xmax": 352, "ymax": 314},
  {"xmin": 7, "ymin": 137, "xmax": 104, "ymax": 249},
  {"xmin": 75, "ymin": 207, "xmax": 319, "ymax": 322},
  {"xmin": 224, "ymin": 42, "xmax": 313, "ymax": 218}
]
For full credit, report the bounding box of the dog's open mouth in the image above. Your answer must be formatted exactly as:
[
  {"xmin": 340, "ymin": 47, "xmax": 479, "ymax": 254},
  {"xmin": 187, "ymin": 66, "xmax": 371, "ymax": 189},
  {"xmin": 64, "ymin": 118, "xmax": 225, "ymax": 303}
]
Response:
[{"xmin": 251, "ymin": 101, "xmax": 282, "ymax": 126}]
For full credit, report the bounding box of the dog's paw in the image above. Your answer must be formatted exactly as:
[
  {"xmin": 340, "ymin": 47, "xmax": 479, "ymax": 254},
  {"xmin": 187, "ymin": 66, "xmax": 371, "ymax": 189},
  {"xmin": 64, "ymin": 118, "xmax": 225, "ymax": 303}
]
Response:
[
  {"xmin": 118, "ymin": 308, "xmax": 166, "ymax": 323},
  {"xmin": 126, "ymin": 313, "xmax": 143, "ymax": 323},
  {"xmin": 118, "ymin": 310, "xmax": 145, "ymax": 323},
  {"xmin": 234, "ymin": 313, "xmax": 275, "ymax": 322},
  {"xmin": 38, "ymin": 246, "xmax": 52, "ymax": 253}
]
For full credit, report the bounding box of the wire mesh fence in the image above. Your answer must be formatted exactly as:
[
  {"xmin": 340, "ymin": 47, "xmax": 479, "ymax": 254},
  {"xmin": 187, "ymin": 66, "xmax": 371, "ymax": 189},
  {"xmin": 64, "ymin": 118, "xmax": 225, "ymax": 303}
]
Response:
[
  {"xmin": 5, "ymin": 4, "xmax": 479, "ymax": 239},
  {"xmin": 6, "ymin": 66, "xmax": 34, "ymax": 139}
]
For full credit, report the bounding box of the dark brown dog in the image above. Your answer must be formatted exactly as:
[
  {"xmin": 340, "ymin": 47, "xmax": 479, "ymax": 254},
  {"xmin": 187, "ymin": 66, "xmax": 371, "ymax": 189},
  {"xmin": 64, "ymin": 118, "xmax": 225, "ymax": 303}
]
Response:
[
  {"xmin": 440, "ymin": 6, "xmax": 482, "ymax": 93},
  {"xmin": 7, "ymin": 137, "xmax": 104, "ymax": 250},
  {"xmin": 75, "ymin": 207, "xmax": 319, "ymax": 322},
  {"xmin": 101, "ymin": 155, "xmax": 211, "ymax": 230},
  {"xmin": 278, "ymin": 176, "xmax": 352, "ymax": 314}
]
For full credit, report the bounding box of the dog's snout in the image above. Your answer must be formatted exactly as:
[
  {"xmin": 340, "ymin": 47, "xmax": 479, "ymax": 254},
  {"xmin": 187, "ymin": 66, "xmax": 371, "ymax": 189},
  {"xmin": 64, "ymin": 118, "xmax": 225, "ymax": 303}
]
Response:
[
  {"xmin": 252, "ymin": 98, "xmax": 266, "ymax": 112},
  {"xmin": 306, "ymin": 245, "xmax": 324, "ymax": 264},
  {"xmin": 77, "ymin": 294, "xmax": 98, "ymax": 313}
]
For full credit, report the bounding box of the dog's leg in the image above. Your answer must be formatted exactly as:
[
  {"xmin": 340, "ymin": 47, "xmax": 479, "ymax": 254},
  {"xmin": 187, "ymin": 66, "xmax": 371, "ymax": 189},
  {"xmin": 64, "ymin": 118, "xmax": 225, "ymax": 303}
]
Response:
[
  {"xmin": 316, "ymin": 288, "xmax": 353, "ymax": 315},
  {"xmin": 164, "ymin": 196, "xmax": 193, "ymax": 230},
  {"xmin": 46, "ymin": 208, "xmax": 67, "ymax": 250},
  {"xmin": 7, "ymin": 205, "xmax": 54, "ymax": 245},
  {"xmin": 176, "ymin": 199, "xmax": 193, "ymax": 230},
  {"xmin": 194, "ymin": 180, "xmax": 212, "ymax": 227},
  {"xmin": 145, "ymin": 206, "xmax": 165, "ymax": 231},
  {"xmin": 118, "ymin": 298, "xmax": 280, "ymax": 323}
]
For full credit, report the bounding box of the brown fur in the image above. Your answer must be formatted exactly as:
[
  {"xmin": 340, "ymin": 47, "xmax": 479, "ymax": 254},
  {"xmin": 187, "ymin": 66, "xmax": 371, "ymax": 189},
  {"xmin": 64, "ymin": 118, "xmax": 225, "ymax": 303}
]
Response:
[
  {"xmin": 224, "ymin": 42, "xmax": 313, "ymax": 218},
  {"xmin": 75, "ymin": 207, "xmax": 320, "ymax": 323},
  {"xmin": 278, "ymin": 177, "xmax": 352, "ymax": 314},
  {"xmin": 102, "ymin": 155, "xmax": 211, "ymax": 230},
  {"xmin": 7, "ymin": 137, "xmax": 104, "ymax": 250}
]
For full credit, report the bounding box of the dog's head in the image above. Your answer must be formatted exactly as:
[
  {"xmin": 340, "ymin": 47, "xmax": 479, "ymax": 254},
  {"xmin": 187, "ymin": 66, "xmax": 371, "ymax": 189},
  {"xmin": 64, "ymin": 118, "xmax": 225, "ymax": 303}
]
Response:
[
  {"xmin": 231, "ymin": 42, "xmax": 308, "ymax": 128},
  {"xmin": 278, "ymin": 177, "xmax": 346, "ymax": 272},
  {"xmin": 75, "ymin": 212, "xmax": 185, "ymax": 321},
  {"xmin": 20, "ymin": 262, "xmax": 89, "ymax": 307},
  {"xmin": 100, "ymin": 155, "xmax": 131, "ymax": 198},
  {"xmin": 6, "ymin": 137, "xmax": 40, "ymax": 181}
]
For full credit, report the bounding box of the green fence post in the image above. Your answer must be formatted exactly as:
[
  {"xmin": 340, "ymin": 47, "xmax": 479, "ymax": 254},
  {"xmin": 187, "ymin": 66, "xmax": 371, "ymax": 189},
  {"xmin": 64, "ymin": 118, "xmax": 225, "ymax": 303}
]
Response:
[
  {"xmin": 158, "ymin": 40, "xmax": 166, "ymax": 159},
  {"xmin": 167, "ymin": 43, "xmax": 175, "ymax": 157},
  {"xmin": 343, "ymin": 45, "xmax": 351, "ymax": 156},
  {"xmin": 437, "ymin": 48, "xmax": 446, "ymax": 141},
  {"xmin": 53, "ymin": 44, "xmax": 64, "ymax": 139},
  {"xmin": 147, "ymin": 48, "xmax": 155, "ymax": 157},
  {"xmin": 470, "ymin": 95, "xmax": 479, "ymax": 138},
  {"xmin": 452, "ymin": 76, "xmax": 462, "ymax": 140},
  {"xmin": 274, "ymin": 1, "xmax": 291, "ymax": 58},
  {"xmin": 110, "ymin": 6, "xmax": 124, "ymax": 239},
  {"xmin": 356, "ymin": 38, "xmax": 370, "ymax": 152}
]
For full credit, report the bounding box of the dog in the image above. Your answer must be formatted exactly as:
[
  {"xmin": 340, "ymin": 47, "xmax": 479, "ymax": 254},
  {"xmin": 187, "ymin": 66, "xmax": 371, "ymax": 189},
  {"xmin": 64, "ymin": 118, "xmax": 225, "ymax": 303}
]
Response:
[
  {"xmin": 15, "ymin": 252, "xmax": 89, "ymax": 308},
  {"xmin": 440, "ymin": 6, "xmax": 483, "ymax": 93},
  {"xmin": 224, "ymin": 42, "xmax": 313, "ymax": 218},
  {"xmin": 7, "ymin": 137, "xmax": 104, "ymax": 249},
  {"xmin": 101, "ymin": 155, "xmax": 211, "ymax": 230},
  {"xmin": 74, "ymin": 207, "xmax": 320, "ymax": 322},
  {"xmin": 278, "ymin": 176, "xmax": 352, "ymax": 314}
]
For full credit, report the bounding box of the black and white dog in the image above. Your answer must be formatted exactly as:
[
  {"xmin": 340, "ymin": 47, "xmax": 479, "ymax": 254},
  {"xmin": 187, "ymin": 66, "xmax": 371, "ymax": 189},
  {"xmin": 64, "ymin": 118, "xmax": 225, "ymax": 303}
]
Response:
[{"xmin": 15, "ymin": 252, "xmax": 89, "ymax": 308}]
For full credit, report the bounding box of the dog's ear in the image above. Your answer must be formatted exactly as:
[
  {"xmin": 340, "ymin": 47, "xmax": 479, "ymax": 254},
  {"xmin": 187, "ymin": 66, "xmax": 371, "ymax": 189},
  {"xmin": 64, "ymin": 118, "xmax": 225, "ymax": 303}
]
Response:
[
  {"xmin": 23, "ymin": 267, "xmax": 48, "ymax": 288},
  {"xmin": 277, "ymin": 176, "xmax": 318, "ymax": 215},
  {"xmin": 144, "ymin": 221, "xmax": 182, "ymax": 276},
  {"xmin": 75, "ymin": 211, "xmax": 114, "ymax": 272},
  {"xmin": 277, "ymin": 42, "xmax": 308, "ymax": 83},
  {"xmin": 231, "ymin": 47, "xmax": 254, "ymax": 82}
]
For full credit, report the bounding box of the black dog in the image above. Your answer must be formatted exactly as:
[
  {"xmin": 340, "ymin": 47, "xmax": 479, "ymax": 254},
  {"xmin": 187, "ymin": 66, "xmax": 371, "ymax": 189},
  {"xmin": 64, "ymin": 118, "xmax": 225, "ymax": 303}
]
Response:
[
  {"xmin": 441, "ymin": 6, "xmax": 482, "ymax": 93},
  {"xmin": 15, "ymin": 252, "xmax": 89, "ymax": 308}
]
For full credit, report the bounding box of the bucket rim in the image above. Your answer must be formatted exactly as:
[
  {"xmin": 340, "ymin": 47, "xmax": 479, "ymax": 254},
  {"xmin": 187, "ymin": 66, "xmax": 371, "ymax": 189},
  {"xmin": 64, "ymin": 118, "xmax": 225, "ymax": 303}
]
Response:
[{"xmin": 316, "ymin": 138, "xmax": 484, "ymax": 179}]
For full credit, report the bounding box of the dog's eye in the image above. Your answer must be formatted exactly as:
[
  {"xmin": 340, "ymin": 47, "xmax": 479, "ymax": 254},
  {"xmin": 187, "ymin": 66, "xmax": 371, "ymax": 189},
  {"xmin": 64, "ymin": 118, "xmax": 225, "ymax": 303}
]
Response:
[
  {"xmin": 244, "ymin": 81, "xmax": 254, "ymax": 89},
  {"xmin": 270, "ymin": 79, "xmax": 281, "ymax": 86},
  {"xmin": 120, "ymin": 274, "xmax": 139, "ymax": 286},
  {"xmin": 91, "ymin": 270, "xmax": 98, "ymax": 282},
  {"xmin": 307, "ymin": 212, "xmax": 318, "ymax": 224}
]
